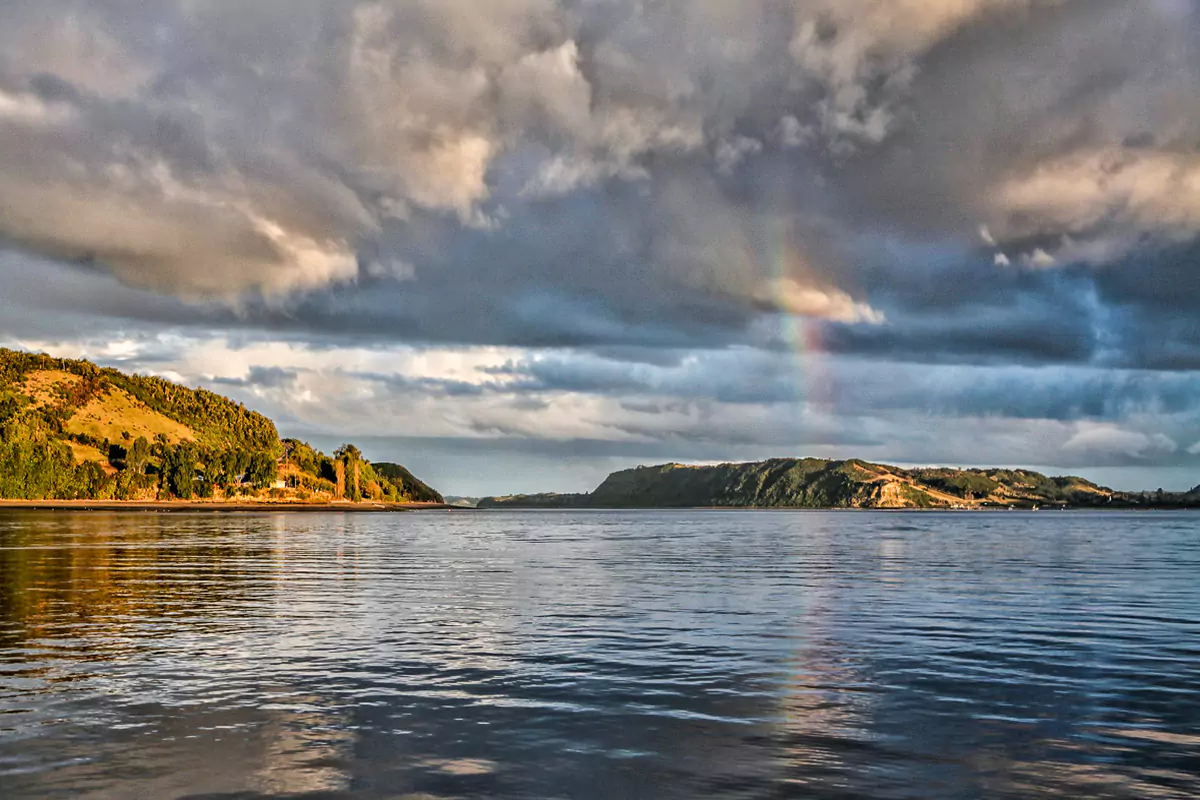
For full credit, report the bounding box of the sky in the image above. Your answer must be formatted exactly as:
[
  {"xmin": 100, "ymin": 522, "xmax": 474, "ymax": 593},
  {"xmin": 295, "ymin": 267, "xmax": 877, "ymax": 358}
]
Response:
[{"xmin": 1, "ymin": 0, "xmax": 1200, "ymax": 496}]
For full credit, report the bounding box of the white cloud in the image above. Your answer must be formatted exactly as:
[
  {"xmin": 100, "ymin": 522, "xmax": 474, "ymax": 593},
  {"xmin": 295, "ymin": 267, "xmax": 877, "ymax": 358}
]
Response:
[
  {"xmin": 992, "ymin": 150, "xmax": 1200, "ymax": 265},
  {"xmin": 1021, "ymin": 249, "xmax": 1057, "ymax": 269},
  {"xmin": 763, "ymin": 278, "xmax": 885, "ymax": 325},
  {"xmin": 1063, "ymin": 423, "xmax": 1177, "ymax": 460},
  {"xmin": 777, "ymin": 115, "xmax": 814, "ymax": 148},
  {"xmin": 715, "ymin": 136, "xmax": 763, "ymax": 175}
]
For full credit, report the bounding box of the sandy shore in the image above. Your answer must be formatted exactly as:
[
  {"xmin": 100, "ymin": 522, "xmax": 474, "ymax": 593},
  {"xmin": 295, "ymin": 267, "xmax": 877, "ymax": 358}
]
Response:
[{"xmin": 0, "ymin": 500, "xmax": 466, "ymax": 513}]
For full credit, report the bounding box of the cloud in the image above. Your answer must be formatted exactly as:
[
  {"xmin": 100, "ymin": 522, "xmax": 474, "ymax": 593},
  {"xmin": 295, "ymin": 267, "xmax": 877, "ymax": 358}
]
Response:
[
  {"xmin": 1063, "ymin": 423, "xmax": 1178, "ymax": 460},
  {"xmin": 1021, "ymin": 249, "xmax": 1057, "ymax": 269},
  {"xmin": 0, "ymin": 0, "xmax": 1190, "ymax": 315},
  {"xmin": 756, "ymin": 279, "xmax": 884, "ymax": 324},
  {"xmin": 788, "ymin": 0, "xmax": 1056, "ymax": 149},
  {"xmin": 992, "ymin": 150, "xmax": 1200, "ymax": 265},
  {"xmin": 211, "ymin": 365, "xmax": 299, "ymax": 390},
  {"xmin": 2, "ymin": 1, "xmax": 1200, "ymax": 491},
  {"xmin": 715, "ymin": 136, "xmax": 764, "ymax": 175}
]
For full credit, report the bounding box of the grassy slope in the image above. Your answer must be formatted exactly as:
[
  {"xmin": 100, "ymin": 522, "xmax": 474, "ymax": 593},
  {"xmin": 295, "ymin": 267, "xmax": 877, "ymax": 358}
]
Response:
[
  {"xmin": 64, "ymin": 441, "xmax": 115, "ymax": 471},
  {"xmin": 19, "ymin": 369, "xmax": 197, "ymax": 449},
  {"xmin": 62, "ymin": 387, "xmax": 198, "ymax": 445},
  {"xmin": 1, "ymin": 349, "xmax": 279, "ymax": 453}
]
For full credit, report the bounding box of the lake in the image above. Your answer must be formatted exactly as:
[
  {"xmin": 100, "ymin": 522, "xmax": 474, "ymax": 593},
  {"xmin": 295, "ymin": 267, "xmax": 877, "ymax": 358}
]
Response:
[{"xmin": 1, "ymin": 510, "xmax": 1198, "ymax": 799}]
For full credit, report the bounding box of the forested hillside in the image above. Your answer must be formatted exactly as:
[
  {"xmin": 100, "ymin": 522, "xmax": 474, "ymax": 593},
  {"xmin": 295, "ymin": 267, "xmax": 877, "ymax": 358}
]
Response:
[
  {"xmin": 369, "ymin": 462, "xmax": 444, "ymax": 503},
  {"xmin": 278, "ymin": 443, "xmax": 443, "ymax": 504},
  {"xmin": 480, "ymin": 458, "xmax": 1144, "ymax": 509},
  {"xmin": 0, "ymin": 349, "xmax": 440, "ymax": 503}
]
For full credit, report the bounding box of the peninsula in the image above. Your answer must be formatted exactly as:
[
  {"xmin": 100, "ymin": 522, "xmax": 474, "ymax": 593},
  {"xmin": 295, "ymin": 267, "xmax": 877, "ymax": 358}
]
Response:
[{"xmin": 479, "ymin": 459, "xmax": 1200, "ymax": 510}]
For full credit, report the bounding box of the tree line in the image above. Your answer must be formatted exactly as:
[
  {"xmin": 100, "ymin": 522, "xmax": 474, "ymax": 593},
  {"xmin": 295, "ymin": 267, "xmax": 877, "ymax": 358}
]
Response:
[{"xmin": 279, "ymin": 440, "xmax": 443, "ymax": 504}]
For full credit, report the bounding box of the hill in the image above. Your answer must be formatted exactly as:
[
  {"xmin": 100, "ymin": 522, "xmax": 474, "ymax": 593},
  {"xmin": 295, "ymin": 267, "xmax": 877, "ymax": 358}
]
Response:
[
  {"xmin": 0, "ymin": 348, "xmax": 440, "ymax": 503},
  {"xmin": 478, "ymin": 458, "xmax": 1154, "ymax": 510},
  {"xmin": 477, "ymin": 492, "xmax": 590, "ymax": 509},
  {"xmin": 370, "ymin": 462, "xmax": 444, "ymax": 504}
]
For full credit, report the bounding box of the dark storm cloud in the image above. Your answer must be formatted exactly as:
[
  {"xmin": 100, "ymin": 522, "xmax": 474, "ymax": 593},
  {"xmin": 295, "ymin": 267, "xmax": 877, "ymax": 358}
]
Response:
[
  {"xmin": 0, "ymin": 1, "xmax": 1196, "ymax": 369},
  {"xmin": 0, "ymin": 0, "xmax": 1196, "ymax": 360}
]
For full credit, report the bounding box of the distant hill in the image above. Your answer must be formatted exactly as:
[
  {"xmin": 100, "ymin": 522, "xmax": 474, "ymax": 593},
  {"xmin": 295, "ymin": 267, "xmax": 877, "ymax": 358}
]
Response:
[
  {"xmin": 443, "ymin": 496, "xmax": 483, "ymax": 508},
  {"xmin": 0, "ymin": 348, "xmax": 440, "ymax": 503},
  {"xmin": 370, "ymin": 462, "xmax": 444, "ymax": 504},
  {"xmin": 478, "ymin": 458, "xmax": 1173, "ymax": 510},
  {"xmin": 478, "ymin": 492, "xmax": 590, "ymax": 509}
]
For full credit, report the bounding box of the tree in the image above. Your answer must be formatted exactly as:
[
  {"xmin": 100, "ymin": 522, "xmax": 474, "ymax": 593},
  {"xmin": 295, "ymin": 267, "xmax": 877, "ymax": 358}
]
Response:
[
  {"xmin": 334, "ymin": 443, "xmax": 362, "ymax": 462},
  {"xmin": 157, "ymin": 442, "xmax": 198, "ymax": 499},
  {"xmin": 335, "ymin": 444, "xmax": 364, "ymax": 501},
  {"xmin": 247, "ymin": 450, "xmax": 278, "ymax": 489},
  {"xmin": 126, "ymin": 437, "xmax": 150, "ymax": 474}
]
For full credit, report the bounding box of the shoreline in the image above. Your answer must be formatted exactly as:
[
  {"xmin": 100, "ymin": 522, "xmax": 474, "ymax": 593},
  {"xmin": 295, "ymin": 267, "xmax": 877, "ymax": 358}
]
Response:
[
  {"xmin": 0, "ymin": 500, "xmax": 468, "ymax": 513},
  {"xmin": 0, "ymin": 501, "xmax": 1188, "ymax": 513}
]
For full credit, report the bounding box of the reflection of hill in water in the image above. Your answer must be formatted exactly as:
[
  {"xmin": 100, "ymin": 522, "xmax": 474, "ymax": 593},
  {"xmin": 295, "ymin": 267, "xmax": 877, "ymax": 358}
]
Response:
[
  {"xmin": 0, "ymin": 513, "xmax": 274, "ymax": 643},
  {"xmin": 0, "ymin": 512, "xmax": 362, "ymax": 796}
]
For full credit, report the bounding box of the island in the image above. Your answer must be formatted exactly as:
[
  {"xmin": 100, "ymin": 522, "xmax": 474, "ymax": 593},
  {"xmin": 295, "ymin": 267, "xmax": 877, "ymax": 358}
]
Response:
[{"xmin": 0, "ymin": 348, "xmax": 444, "ymax": 508}]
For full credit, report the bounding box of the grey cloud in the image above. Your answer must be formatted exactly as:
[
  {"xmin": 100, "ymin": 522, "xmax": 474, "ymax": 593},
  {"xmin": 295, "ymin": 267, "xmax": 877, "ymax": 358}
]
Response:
[
  {"xmin": 0, "ymin": 2, "xmax": 1197, "ymax": 361},
  {"xmin": 481, "ymin": 348, "xmax": 1200, "ymax": 429},
  {"xmin": 347, "ymin": 370, "xmax": 491, "ymax": 398},
  {"xmin": 211, "ymin": 366, "xmax": 299, "ymax": 390},
  {"xmin": 483, "ymin": 349, "xmax": 801, "ymax": 405},
  {"xmin": 3, "ymin": 1, "xmax": 1200, "ymax": 491},
  {"xmin": 3, "ymin": 3, "xmax": 1183, "ymax": 308}
]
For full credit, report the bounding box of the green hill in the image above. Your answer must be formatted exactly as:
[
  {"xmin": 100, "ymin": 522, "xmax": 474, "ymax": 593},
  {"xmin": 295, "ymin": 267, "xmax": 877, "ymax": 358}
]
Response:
[
  {"xmin": 0, "ymin": 348, "xmax": 440, "ymax": 503},
  {"xmin": 477, "ymin": 492, "xmax": 590, "ymax": 509},
  {"xmin": 370, "ymin": 462, "xmax": 444, "ymax": 504},
  {"xmin": 479, "ymin": 458, "xmax": 1140, "ymax": 509}
]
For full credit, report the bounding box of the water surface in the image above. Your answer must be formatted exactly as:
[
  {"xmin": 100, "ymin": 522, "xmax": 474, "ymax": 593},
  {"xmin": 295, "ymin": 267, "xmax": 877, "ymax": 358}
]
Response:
[{"xmin": 1, "ymin": 510, "xmax": 1198, "ymax": 798}]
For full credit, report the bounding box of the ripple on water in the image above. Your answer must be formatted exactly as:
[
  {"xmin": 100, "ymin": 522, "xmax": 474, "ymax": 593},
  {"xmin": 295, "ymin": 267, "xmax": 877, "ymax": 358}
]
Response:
[{"xmin": 0, "ymin": 509, "xmax": 1197, "ymax": 799}]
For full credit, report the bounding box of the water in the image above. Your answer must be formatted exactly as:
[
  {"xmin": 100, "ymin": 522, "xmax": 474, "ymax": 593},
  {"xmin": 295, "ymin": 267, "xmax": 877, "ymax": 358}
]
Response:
[{"xmin": 0, "ymin": 510, "xmax": 1198, "ymax": 799}]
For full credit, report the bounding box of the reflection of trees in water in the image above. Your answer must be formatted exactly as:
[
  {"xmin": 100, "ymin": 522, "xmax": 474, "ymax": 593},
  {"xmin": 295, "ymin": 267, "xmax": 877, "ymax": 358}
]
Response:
[
  {"xmin": 0, "ymin": 512, "xmax": 279, "ymax": 639},
  {"xmin": 3, "ymin": 511, "xmax": 1197, "ymax": 798},
  {"xmin": 0, "ymin": 511, "xmax": 360, "ymax": 797},
  {"xmin": 0, "ymin": 511, "xmax": 284, "ymax": 703}
]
